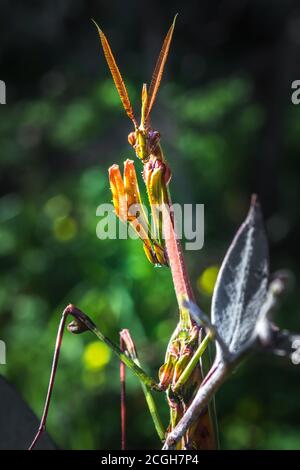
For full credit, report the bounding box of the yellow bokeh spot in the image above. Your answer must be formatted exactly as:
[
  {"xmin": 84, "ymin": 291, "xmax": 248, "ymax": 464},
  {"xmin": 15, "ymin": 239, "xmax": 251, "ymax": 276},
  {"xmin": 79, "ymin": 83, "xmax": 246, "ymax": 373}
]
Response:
[
  {"xmin": 53, "ymin": 216, "xmax": 77, "ymax": 241},
  {"xmin": 83, "ymin": 341, "xmax": 111, "ymax": 371},
  {"xmin": 197, "ymin": 265, "xmax": 220, "ymax": 296}
]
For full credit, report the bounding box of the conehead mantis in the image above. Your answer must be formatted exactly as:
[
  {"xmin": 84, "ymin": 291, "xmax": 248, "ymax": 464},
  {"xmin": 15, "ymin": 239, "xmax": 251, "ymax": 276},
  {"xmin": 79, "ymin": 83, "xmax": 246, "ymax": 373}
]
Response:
[
  {"xmin": 29, "ymin": 16, "xmax": 218, "ymax": 450},
  {"xmin": 95, "ymin": 14, "xmax": 217, "ymax": 449},
  {"xmin": 27, "ymin": 19, "xmax": 300, "ymax": 449}
]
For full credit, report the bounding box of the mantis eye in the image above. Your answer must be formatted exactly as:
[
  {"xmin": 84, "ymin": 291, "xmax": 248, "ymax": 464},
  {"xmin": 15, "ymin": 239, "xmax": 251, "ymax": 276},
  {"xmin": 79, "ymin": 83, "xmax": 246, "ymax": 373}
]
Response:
[
  {"xmin": 149, "ymin": 130, "xmax": 160, "ymax": 147},
  {"xmin": 128, "ymin": 132, "xmax": 136, "ymax": 146}
]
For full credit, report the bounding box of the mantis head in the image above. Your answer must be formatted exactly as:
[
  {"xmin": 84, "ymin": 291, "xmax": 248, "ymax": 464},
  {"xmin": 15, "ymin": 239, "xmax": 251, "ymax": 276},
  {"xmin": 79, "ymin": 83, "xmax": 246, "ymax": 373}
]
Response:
[{"xmin": 127, "ymin": 83, "xmax": 161, "ymax": 162}]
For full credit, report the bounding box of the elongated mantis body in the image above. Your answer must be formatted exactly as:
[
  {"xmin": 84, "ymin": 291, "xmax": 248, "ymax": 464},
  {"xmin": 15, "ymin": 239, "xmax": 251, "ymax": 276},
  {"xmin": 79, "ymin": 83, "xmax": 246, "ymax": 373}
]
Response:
[
  {"xmin": 29, "ymin": 16, "xmax": 217, "ymax": 451},
  {"xmin": 27, "ymin": 22, "xmax": 299, "ymax": 445},
  {"xmin": 94, "ymin": 16, "xmax": 217, "ymax": 449}
]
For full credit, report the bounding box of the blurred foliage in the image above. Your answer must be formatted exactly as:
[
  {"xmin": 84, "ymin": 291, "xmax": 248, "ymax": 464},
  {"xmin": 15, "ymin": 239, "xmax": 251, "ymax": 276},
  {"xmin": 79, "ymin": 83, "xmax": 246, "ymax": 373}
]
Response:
[{"xmin": 1, "ymin": 0, "xmax": 300, "ymax": 450}]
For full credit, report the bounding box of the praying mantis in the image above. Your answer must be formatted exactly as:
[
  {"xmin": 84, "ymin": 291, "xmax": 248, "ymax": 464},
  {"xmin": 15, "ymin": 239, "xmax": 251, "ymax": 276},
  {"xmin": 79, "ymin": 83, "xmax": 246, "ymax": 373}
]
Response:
[{"xmin": 29, "ymin": 16, "xmax": 218, "ymax": 450}]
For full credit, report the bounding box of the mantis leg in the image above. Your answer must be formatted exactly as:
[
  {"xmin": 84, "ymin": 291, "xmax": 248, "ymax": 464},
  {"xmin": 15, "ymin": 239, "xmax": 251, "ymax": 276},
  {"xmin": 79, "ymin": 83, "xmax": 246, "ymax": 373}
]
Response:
[
  {"xmin": 67, "ymin": 305, "xmax": 161, "ymax": 390},
  {"xmin": 29, "ymin": 304, "xmax": 161, "ymax": 450},
  {"xmin": 28, "ymin": 307, "xmax": 69, "ymax": 450},
  {"xmin": 172, "ymin": 333, "xmax": 212, "ymax": 394},
  {"xmin": 120, "ymin": 329, "xmax": 165, "ymax": 442},
  {"xmin": 172, "ymin": 298, "xmax": 233, "ymax": 395}
]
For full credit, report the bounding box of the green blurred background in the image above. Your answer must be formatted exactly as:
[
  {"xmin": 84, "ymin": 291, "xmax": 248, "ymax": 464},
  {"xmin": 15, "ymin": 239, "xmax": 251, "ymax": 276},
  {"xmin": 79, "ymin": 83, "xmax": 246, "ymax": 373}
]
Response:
[{"xmin": 1, "ymin": 0, "xmax": 300, "ymax": 449}]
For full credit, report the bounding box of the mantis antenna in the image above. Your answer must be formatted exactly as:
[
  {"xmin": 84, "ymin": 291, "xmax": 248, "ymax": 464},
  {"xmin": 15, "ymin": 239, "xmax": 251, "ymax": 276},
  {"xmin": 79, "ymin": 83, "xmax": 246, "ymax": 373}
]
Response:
[
  {"xmin": 143, "ymin": 14, "xmax": 177, "ymax": 126},
  {"xmin": 92, "ymin": 19, "xmax": 138, "ymax": 128}
]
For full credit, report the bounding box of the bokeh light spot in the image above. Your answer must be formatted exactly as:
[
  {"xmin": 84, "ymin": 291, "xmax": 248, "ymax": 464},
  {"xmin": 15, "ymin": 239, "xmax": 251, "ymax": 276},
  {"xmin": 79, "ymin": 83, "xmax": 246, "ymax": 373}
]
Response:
[
  {"xmin": 197, "ymin": 265, "xmax": 219, "ymax": 296},
  {"xmin": 83, "ymin": 341, "xmax": 111, "ymax": 371},
  {"xmin": 44, "ymin": 194, "xmax": 72, "ymax": 219},
  {"xmin": 53, "ymin": 216, "xmax": 77, "ymax": 241}
]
